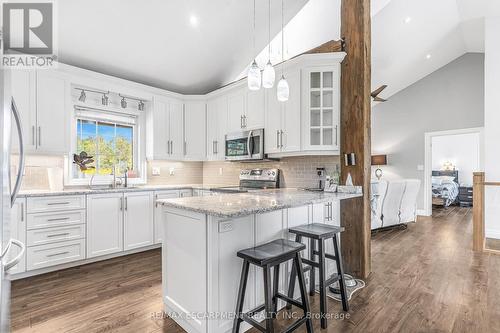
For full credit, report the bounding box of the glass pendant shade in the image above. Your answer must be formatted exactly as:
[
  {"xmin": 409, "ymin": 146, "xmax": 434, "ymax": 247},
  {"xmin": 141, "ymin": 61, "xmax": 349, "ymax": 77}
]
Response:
[
  {"xmin": 247, "ymin": 60, "xmax": 261, "ymax": 91},
  {"xmin": 262, "ymin": 60, "xmax": 275, "ymax": 88},
  {"xmin": 277, "ymin": 76, "xmax": 289, "ymax": 102}
]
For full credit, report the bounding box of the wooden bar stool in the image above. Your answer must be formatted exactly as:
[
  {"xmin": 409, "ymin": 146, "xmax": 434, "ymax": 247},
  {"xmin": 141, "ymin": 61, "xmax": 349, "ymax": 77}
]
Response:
[
  {"xmin": 232, "ymin": 239, "xmax": 313, "ymax": 333},
  {"xmin": 287, "ymin": 223, "xmax": 349, "ymax": 329}
]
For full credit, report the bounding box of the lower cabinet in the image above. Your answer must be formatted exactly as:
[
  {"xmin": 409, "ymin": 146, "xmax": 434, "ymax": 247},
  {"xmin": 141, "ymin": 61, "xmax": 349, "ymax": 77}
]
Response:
[
  {"xmin": 8, "ymin": 199, "xmax": 27, "ymax": 275},
  {"xmin": 124, "ymin": 192, "xmax": 154, "ymax": 250},
  {"xmin": 154, "ymin": 190, "xmax": 180, "ymax": 244},
  {"xmin": 87, "ymin": 193, "xmax": 124, "ymax": 258}
]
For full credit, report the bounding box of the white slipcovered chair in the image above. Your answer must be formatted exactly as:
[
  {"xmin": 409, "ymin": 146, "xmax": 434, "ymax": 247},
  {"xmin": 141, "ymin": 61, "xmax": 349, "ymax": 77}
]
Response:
[
  {"xmin": 380, "ymin": 180, "xmax": 407, "ymax": 228},
  {"xmin": 400, "ymin": 179, "xmax": 421, "ymax": 223},
  {"xmin": 371, "ymin": 180, "xmax": 388, "ymax": 229}
]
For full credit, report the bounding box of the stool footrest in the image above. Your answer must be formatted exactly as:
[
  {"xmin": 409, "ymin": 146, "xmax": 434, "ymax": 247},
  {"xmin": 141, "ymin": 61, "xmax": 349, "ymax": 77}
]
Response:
[
  {"xmin": 312, "ymin": 250, "xmax": 337, "ymax": 261},
  {"xmin": 301, "ymin": 258, "xmax": 319, "ymax": 268},
  {"xmin": 241, "ymin": 314, "xmax": 266, "ymax": 332},
  {"xmin": 325, "ymin": 273, "xmax": 341, "ymax": 287},
  {"xmin": 283, "ymin": 316, "xmax": 308, "ymax": 333},
  {"xmin": 276, "ymin": 293, "xmax": 304, "ymax": 309},
  {"xmin": 246, "ymin": 304, "xmax": 266, "ymax": 317}
]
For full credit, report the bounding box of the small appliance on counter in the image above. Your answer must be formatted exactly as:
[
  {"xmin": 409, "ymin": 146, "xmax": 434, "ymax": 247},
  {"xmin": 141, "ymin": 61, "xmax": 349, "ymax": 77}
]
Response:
[{"xmin": 211, "ymin": 168, "xmax": 280, "ymax": 193}]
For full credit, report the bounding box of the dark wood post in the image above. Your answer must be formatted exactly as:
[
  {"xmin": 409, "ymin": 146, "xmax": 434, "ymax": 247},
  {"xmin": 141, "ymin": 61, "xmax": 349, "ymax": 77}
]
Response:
[{"xmin": 339, "ymin": 0, "xmax": 372, "ymax": 279}]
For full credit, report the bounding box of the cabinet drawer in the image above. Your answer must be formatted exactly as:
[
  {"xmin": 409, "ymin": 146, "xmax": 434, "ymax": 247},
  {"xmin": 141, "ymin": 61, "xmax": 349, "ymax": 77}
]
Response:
[
  {"xmin": 26, "ymin": 239, "xmax": 85, "ymax": 270},
  {"xmin": 27, "ymin": 224, "xmax": 85, "ymax": 246},
  {"xmin": 27, "ymin": 210, "xmax": 86, "ymax": 230},
  {"xmin": 458, "ymin": 194, "xmax": 473, "ymax": 202},
  {"xmin": 27, "ymin": 195, "xmax": 85, "ymax": 213}
]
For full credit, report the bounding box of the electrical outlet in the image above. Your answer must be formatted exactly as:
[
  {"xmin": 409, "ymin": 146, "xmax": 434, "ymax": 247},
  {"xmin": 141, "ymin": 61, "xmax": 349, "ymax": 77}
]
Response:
[
  {"xmin": 219, "ymin": 167, "xmax": 223, "ymax": 175},
  {"xmin": 169, "ymin": 167, "xmax": 175, "ymax": 176},
  {"xmin": 152, "ymin": 167, "xmax": 161, "ymax": 176}
]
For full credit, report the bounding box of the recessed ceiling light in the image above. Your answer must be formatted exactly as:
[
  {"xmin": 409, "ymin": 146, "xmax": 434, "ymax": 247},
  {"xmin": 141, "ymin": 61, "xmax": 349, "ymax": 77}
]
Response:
[
  {"xmin": 189, "ymin": 15, "xmax": 199, "ymax": 27},
  {"xmin": 426, "ymin": 54, "xmax": 432, "ymax": 60},
  {"xmin": 404, "ymin": 17, "xmax": 412, "ymax": 24}
]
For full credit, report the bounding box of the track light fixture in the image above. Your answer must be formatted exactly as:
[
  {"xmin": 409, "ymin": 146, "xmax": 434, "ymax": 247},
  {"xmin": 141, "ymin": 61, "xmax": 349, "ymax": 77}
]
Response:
[
  {"xmin": 120, "ymin": 96, "xmax": 127, "ymax": 108},
  {"xmin": 101, "ymin": 94, "xmax": 109, "ymax": 106},
  {"xmin": 138, "ymin": 100, "xmax": 145, "ymax": 111}
]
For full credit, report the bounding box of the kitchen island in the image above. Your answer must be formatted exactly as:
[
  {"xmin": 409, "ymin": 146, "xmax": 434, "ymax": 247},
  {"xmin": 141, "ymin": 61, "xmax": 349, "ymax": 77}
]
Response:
[{"xmin": 157, "ymin": 189, "xmax": 361, "ymax": 333}]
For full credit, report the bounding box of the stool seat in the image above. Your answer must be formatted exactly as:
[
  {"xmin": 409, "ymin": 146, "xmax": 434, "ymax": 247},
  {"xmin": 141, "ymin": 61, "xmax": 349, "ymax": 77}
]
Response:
[
  {"xmin": 289, "ymin": 223, "xmax": 344, "ymax": 240},
  {"xmin": 237, "ymin": 239, "xmax": 306, "ymax": 267}
]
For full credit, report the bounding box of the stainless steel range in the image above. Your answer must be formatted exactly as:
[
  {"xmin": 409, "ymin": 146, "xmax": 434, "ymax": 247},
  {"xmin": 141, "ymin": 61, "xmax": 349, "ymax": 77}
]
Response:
[{"xmin": 212, "ymin": 168, "xmax": 280, "ymax": 193}]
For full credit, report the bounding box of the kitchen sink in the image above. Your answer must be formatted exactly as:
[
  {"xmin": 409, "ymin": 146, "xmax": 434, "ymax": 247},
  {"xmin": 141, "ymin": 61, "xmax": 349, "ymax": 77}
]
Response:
[{"xmin": 303, "ymin": 188, "xmax": 324, "ymax": 192}]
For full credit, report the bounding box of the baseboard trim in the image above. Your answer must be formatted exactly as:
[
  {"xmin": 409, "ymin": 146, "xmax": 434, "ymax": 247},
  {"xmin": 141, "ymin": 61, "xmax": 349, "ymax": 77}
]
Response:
[{"xmin": 417, "ymin": 209, "xmax": 430, "ymax": 217}]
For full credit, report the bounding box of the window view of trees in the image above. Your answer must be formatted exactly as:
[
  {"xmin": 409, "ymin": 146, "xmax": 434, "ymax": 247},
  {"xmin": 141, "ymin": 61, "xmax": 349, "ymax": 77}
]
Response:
[{"xmin": 75, "ymin": 119, "xmax": 133, "ymax": 177}]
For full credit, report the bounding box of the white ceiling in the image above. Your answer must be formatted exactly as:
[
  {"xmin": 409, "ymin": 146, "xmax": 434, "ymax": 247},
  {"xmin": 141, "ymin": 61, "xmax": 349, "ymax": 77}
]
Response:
[
  {"xmin": 56, "ymin": 0, "xmax": 495, "ymax": 96},
  {"xmin": 57, "ymin": 0, "xmax": 308, "ymax": 94}
]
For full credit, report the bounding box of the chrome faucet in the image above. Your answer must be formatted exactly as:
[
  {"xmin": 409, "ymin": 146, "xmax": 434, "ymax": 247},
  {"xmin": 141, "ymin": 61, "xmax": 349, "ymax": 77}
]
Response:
[{"xmin": 112, "ymin": 164, "xmax": 128, "ymax": 188}]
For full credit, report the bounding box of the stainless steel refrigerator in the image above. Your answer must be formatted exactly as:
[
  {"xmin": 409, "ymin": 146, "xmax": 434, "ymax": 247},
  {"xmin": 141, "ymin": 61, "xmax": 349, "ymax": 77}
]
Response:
[{"xmin": 0, "ymin": 70, "xmax": 26, "ymax": 332}]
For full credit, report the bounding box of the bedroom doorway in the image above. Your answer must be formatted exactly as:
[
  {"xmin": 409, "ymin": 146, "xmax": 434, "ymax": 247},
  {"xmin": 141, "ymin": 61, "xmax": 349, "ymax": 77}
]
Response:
[{"xmin": 423, "ymin": 127, "xmax": 484, "ymax": 216}]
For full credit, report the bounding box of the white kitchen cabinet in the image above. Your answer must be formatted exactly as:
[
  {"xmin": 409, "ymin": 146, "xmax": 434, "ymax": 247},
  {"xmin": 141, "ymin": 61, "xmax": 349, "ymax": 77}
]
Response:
[
  {"xmin": 124, "ymin": 192, "xmax": 154, "ymax": 250},
  {"xmin": 227, "ymin": 88, "xmax": 246, "ymax": 133},
  {"xmin": 184, "ymin": 101, "xmax": 206, "ymax": 161},
  {"xmin": 154, "ymin": 190, "xmax": 179, "ymax": 244},
  {"xmin": 8, "ymin": 199, "xmax": 27, "ymax": 275},
  {"xmin": 246, "ymin": 89, "xmax": 265, "ymax": 130},
  {"xmin": 206, "ymin": 97, "xmax": 227, "ymax": 161},
  {"xmin": 302, "ymin": 66, "xmax": 340, "ymax": 151},
  {"xmin": 10, "ymin": 69, "xmax": 36, "ymax": 153},
  {"xmin": 8, "ymin": 69, "xmax": 69, "ymax": 154},
  {"xmin": 311, "ymin": 201, "xmax": 339, "ymax": 278},
  {"xmin": 87, "ymin": 193, "xmax": 124, "ymax": 258},
  {"xmin": 265, "ymin": 69, "xmax": 301, "ymax": 154},
  {"xmin": 148, "ymin": 95, "xmax": 184, "ymax": 160},
  {"xmin": 36, "ymin": 70, "xmax": 70, "ymax": 154}
]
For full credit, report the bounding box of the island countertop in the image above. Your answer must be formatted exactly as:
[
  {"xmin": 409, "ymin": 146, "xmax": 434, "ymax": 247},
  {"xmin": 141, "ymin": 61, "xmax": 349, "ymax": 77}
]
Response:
[{"xmin": 157, "ymin": 188, "xmax": 362, "ymax": 218}]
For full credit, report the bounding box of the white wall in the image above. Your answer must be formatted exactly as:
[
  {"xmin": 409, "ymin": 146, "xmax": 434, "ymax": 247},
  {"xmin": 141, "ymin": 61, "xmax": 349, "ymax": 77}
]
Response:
[
  {"xmin": 372, "ymin": 53, "xmax": 484, "ymax": 210},
  {"xmin": 484, "ymin": 17, "xmax": 500, "ymax": 239},
  {"xmin": 431, "ymin": 132, "xmax": 480, "ymax": 185}
]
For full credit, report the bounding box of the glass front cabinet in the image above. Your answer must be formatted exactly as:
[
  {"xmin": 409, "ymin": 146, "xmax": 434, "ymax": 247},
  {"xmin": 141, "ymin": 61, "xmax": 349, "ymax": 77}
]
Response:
[{"xmin": 301, "ymin": 66, "xmax": 340, "ymax": 151}]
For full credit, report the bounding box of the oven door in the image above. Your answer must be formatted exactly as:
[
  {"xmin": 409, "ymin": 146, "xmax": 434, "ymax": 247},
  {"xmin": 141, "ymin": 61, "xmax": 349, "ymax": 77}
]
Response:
[{"xmin": 225, "ymin": 129, "xmax": 264, "ymax": 161}]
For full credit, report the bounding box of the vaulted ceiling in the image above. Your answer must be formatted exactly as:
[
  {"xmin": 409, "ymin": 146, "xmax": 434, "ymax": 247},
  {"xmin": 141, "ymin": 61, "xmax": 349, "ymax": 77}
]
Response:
[{"xmin": 57, "ymin": 0, "xmax": 495, "ymax": 96}]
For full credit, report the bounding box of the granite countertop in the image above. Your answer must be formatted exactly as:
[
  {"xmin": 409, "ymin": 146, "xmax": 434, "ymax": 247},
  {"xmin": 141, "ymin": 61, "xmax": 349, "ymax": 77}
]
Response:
[
  {"xmin": 17, "ymin": 184, "xmax": 231, "ymax": 198},
  {"xmin": 157, "ymin": 188, "xmax": 362, "ymax": 218}
]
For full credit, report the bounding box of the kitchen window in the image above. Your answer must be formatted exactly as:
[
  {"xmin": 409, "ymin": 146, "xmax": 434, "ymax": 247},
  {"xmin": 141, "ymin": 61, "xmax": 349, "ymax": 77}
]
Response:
[{"xmin": 74, "ymin": 118, "xmax": 134, "ymax": 177}]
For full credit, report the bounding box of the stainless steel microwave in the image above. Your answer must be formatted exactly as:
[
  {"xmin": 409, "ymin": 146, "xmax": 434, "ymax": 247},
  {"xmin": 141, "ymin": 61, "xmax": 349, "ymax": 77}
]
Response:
[{"xmin": 225, "ymin": 129, "xmax": 265, "ymax": 161}]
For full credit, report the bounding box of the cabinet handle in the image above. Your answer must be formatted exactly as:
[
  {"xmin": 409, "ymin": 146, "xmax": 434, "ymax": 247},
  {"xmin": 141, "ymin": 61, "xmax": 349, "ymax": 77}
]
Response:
[
  {"xmin": 38, "ymin": 126, "xmax": 41, "ymax": 146},
  {"xmin": 216, "ymin": 141, "xmax": 219, "ymax": 154},
  {"xmin": 125, "ymin": 197, "xmax": 128, "ymax": 211},
  {"xmin": 184, "ymin": 141, "xmax": 187, "ymax": 156},
  {"xmin": 335, "ymin": 125, "xmax": 338, "ymax": 146},
  {"xmin": 280, "ymin": 130, "xmax": 284, "ymax": 149},
  {"xmin": 276, "ymin": 130, "xmax": 280, "ymax": 149},
  {"xmin": 170, "ymin": 141, "xmax": 173, "ymax": 155},
  {"xmin": 32, "ymin": 126, "xmax": 35, "ymax": 146},
  {"xmin": 240, "ymin": 115, "xmax": 243, "ymax": 128},
  {"xmin": 155, "ymin": 194, "xmax": 158, "ymax": 208},
  {"xmin": 20, "ymin": 202, "xmax": 24, "ymax": 222},
  {"xmin": 46, "ymin": 251, "xmax": 69, "ymax": 258},
  {"xmin": 47, "ymin": 232, "xmax": 70, "ymax": 238},
  {"xmin": 47, "ymin": 217, "xmax": 70, "ymax": 222},
  {"xmin": 243, "ymin": 115, "xmax": 247, "ymax": 128},
  {"xmin": 120, "ymin": 197, "xmax": 123, "ymax": 211}
]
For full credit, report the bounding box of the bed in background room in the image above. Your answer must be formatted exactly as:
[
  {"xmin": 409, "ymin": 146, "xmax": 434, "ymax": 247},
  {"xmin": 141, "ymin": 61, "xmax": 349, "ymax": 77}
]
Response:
[{"xmin": 432, "ymin": 170, "xmax": 459, "ymax": 207}]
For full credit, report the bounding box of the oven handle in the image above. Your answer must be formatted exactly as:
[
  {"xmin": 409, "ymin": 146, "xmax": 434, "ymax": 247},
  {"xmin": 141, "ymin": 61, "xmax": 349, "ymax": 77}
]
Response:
[{"xmin": 247, "ymin": 130, "xmax": 253, "ymax": 158}]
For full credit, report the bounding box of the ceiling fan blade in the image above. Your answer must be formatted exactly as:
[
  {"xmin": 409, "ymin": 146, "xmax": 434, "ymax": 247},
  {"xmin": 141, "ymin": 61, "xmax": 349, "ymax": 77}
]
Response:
[
  {"xmin": 373, "ymin": 96, "xmax": 387, "ymax": 102},
  {"xmin": 371, "ymin": 85, "xmax": 387, "ymax": 98}
]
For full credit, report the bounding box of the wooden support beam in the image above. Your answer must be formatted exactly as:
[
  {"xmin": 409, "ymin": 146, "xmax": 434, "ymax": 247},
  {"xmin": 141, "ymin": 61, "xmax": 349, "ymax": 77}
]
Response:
[
  {"xmin": 473, "ymin": 172, "xmax": 485, "ymax": 252},
  {"xmin": 339, "ymin": 0, "xmax": 372, "ymax": 279}
]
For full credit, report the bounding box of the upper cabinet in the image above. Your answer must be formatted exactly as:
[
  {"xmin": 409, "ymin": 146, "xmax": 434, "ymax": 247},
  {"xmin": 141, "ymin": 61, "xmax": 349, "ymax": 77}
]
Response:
[
  {"xmin": 226, "ymin": 87, "xmax": 265, "ymax": 133},
  {"xmin": 265, "ymin": 69, "xmax": 301, "ymax": 154},
  {"xmin": 10, "ymin": 69, "xmax": 69, "ymax": 154},
  {"xmin": 301, "ymin": 65, "xmax": 341, "ymax": 151},
  {"xmin": 184, "ymin": 101, "xmax": 206, "ymax": 161},
  {"xmin": 147, "ymin": 95, "xmax": 185, "ymax": 160},
  {"xmin": 206, "ymin": 97, "xmax": 227, "ymax": 161}
]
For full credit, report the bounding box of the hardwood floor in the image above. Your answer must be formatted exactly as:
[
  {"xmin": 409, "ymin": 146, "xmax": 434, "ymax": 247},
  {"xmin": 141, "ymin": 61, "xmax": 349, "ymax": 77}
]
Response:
[{"xmin": 11, "ymin": 206, "xmax": 500, "ymax": 332}]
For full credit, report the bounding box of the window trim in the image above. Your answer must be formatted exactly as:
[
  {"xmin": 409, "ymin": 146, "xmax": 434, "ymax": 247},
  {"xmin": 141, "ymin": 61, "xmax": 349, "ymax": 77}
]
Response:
[{"xmin": 65, "ymin": 108, "xmax": 147, "ymax": 186}]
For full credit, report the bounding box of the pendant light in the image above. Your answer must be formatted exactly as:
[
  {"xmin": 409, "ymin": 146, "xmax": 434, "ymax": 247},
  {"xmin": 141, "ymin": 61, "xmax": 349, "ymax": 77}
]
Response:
[
  {"xmin": 277, "ymin": 0, "xmax": 289, "ymax": 102},
  {"xmin": 262, "ymin": 0, "xmax": 275, "ymax": 88},
  {"xmin": 247, "ymin": 0, "xmax": 261, "ymax": 91}
]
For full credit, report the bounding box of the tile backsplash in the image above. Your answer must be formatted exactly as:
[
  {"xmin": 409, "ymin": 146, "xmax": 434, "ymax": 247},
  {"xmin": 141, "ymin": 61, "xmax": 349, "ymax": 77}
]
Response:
[
  {"xmin": 202, "ymin": 156, "xmax": 341, "ymax": 188},
  {"xmin": 16, "ymin": 155, "xmax": 340, "ymax": 190}
]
